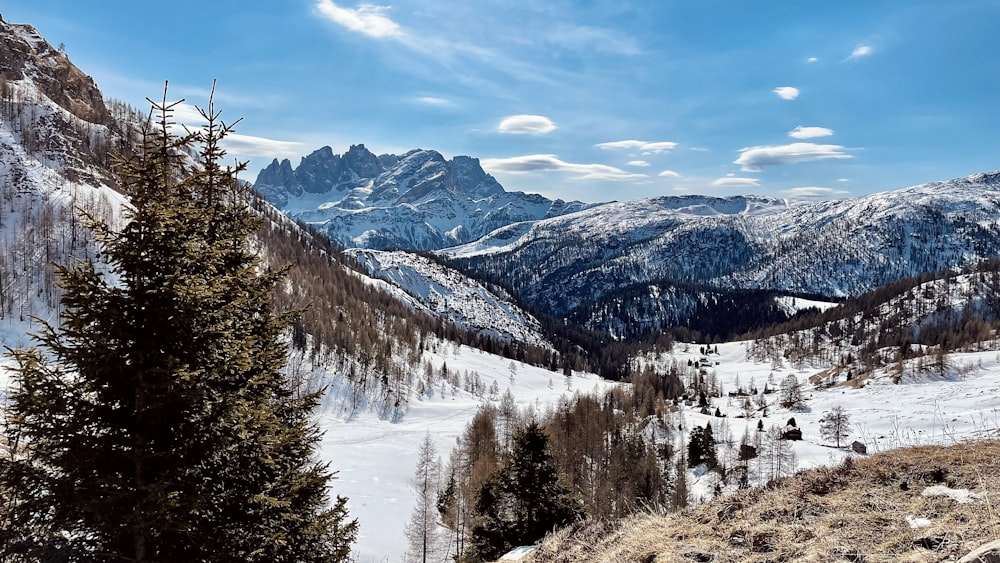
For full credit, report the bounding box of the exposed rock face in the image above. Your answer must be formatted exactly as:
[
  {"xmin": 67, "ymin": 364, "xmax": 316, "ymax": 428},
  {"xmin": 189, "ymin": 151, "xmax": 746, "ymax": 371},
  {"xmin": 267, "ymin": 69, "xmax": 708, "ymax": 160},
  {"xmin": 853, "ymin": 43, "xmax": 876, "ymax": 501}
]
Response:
[
  {"xmin": 252, "ymin": 144, "xmax": 592, "ymax": 250},
  {"xmin": 0, "ymin": 21, "xmax": 111, "ymax": 125}
]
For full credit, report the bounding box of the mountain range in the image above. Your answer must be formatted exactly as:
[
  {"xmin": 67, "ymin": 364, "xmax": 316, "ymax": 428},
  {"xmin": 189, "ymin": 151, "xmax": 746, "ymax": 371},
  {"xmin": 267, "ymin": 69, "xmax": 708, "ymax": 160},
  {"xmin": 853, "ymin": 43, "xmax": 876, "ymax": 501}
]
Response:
[{"xmin": 253, "ymin": 145, "xmax": 592, "ymax": 250}]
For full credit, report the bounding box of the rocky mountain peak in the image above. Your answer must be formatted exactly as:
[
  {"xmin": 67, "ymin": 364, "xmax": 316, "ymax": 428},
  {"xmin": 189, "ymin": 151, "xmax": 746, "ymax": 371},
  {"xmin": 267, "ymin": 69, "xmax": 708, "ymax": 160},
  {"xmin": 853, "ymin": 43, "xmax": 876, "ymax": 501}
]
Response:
[
  {"xmin": 251, "ymin": 143, "xmax": 592, "ymax": 250},
  {"xmin": 0, "ymin": 19, "xmax": 110, "ymax": 125},
  {"xmin": 343, "ymin": 143, "xmax": 382, "ymax": 177},
  {"xmin": 450, "ymin": 155, "xmax": 504, "ymax": 199}
]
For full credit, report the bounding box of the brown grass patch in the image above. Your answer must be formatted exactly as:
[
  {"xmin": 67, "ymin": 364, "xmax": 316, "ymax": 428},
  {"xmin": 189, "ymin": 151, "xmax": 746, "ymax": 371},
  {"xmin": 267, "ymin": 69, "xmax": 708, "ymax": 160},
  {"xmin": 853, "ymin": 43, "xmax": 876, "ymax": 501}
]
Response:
[{"xmin": 527, "ymin": 440, "xmax": 1000, "ymax": 562}]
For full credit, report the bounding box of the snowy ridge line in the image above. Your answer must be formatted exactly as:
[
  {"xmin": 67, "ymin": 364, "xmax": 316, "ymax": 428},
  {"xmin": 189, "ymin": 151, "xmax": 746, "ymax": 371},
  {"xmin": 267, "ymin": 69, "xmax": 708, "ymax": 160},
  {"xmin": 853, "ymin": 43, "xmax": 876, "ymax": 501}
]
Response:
[
  {"xmin": 346, "ymin": 249, "xmax": 549, "ymax": 347},
  {"xmin": 442, "ymin": 170, "xmax": 1000, "ymax": 322}
]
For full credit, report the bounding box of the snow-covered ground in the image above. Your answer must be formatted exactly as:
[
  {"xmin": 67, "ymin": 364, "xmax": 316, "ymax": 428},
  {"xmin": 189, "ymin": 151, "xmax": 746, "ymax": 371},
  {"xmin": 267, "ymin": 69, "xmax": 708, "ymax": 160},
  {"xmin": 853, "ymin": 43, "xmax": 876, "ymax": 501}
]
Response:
[
  {"xmin": 5, "ymin": 335, "xmax": 998, "ymax": 561},
  {"xmin": 651, "ymin": 341, "xmax": 1000, "ymax": 503},
  {"xmin": 314, "ymin": 342, "xmax": 614, "ymax": 562},
  {"xmin": 314, "ymin": 337, "xmax": 1000, "ymax": 561}
]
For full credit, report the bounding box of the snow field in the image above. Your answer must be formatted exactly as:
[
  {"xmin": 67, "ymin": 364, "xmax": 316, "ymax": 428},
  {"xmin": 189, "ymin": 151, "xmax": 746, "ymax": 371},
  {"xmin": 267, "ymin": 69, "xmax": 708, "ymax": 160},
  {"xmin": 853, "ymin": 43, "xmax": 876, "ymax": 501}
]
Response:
[
  {"xmin": 653, "ymin": 341, "xmax": 1000, "ymax": 503},
  {"xmin": 315, "ymin": 341, "xmax": 614, "ymax": 562}
]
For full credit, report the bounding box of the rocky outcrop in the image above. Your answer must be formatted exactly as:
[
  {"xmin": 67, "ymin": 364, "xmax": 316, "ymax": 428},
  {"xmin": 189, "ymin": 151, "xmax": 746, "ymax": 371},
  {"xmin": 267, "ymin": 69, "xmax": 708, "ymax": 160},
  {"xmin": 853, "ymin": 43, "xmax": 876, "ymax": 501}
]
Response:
[
  {"xmin": 0, "ymin": 20, "xmax": 110, "ymax": 125},
  {"xmin": 252, "ymin": 144, "xmax": 591, "ymax": 250}
]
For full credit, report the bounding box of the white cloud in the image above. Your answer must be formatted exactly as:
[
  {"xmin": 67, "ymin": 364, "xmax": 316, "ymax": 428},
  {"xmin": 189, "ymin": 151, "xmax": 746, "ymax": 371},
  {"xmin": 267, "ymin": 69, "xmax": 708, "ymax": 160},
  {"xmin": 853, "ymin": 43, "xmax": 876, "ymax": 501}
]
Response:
[
  {"xmin": 848, "ymin": 45, "xmax": 873, "ymax": 60},
  {"xmin": 711, "ymin": 177, "xmax": 760, "ymax": 187},
  {"xmin": 773, "ymin": 86, "xmax": 800, "ymax": 100},
  {"xmin": 807, "ymin": 57, "xmax": 819, "ymax": 63},
  {"xmin": 160, "ymin": 103, "xmax": 303, "ymax": 159},
  {"xmin": 416, "ymin": 96, "xmax": 450, "ymax": 105},
  {"xmin": 170, "ymin": 102, "xmax": 209, "ymax": 127},
  {"xmin": 788, "ymin": 126, "xmax": 834, "ymax": 139},
  {"xmin": 734, "ymin": 142, "xmax": 851, "ymax": 171},
  {"xmin": 497, "ymin": 115, "xmax": 557, "ymax": 135},
  {"xmin": 658, "ymin": 170, "xmax": 682, "ymax": 178},
  {"xmin": 781, "ymin": 186, "xmax": 849, "ymax": 200},
  {"xmin": 314, "ymin": 0, "xmax": 401, "ymax": 39},
  {"xmin": 220, "ymin": 133, "xmax": 305, "ymax": 159},
  {"xmin": 481, "ymin": 154, "xmax": 648, "ymax": 181},
  {"xmin": 595, "ymin": 140, "xmax": 677, "ymax": 154},
  {"xmin": 837, "ymin": 178, "xmax": 849, "ymax": 182},
  {"xmin": 627, "ymin": 160, "xmax": 650, "ymax": 167}
]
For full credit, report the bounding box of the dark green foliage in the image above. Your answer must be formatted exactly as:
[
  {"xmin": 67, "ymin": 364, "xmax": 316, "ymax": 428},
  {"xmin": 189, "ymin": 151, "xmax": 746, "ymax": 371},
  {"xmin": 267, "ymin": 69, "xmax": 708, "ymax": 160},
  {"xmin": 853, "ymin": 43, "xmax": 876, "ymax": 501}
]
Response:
[
  {"xmin": 686, "ymin": 424, "xmax": 717, "ymax": 469},
  {"xmin": 0, "ymin": 88, "xmax": 355, "ymax": 561},
  {"xmin": 466, "ymin": 423, "xmax": 580, "ymax": 562}
]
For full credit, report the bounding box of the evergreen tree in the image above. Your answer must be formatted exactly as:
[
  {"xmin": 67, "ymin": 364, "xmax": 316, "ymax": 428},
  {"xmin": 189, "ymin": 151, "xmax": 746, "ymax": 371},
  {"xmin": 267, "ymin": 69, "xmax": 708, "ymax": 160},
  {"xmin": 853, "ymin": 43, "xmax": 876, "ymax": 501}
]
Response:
[
  {"xmin": 0, "ymin": 88, "xmax": 356, "ymax": 561},
  {"xmin": 702, "ymin": 423, "xmax": 718, "ymax": 470},
  {"xmin": 687, "ymin": 426, "xmax": 705, "ymax": 467},
  {"xmin": 466, "ymin": 423, "xmax": 579, "ymax": 562}
]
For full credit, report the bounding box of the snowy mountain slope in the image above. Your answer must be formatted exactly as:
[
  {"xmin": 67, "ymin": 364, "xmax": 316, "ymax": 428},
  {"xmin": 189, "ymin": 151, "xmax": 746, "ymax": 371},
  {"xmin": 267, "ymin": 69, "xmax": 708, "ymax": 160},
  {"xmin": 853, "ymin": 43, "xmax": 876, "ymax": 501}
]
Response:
[
  {"xmin": 443, "ymin": 173, "xmax": 1000, "ymax": 322},
  {"xmin": 252, "ymin": 144, "xmax": 593, "ymax": 250},
  {"xmin": 347, "ymin": 249, "xmax": 549, "ymax": 347},
  {"xmin": 318, "ymin": 316, "xmax": 1000, "ymax": 562},
  {"xmin": 0, "ymin": 19, "xmax": 129, "ymax": 345},
  {"xmin": 315, "ymin": 340, "xmax": 614, "ymax": 562}
]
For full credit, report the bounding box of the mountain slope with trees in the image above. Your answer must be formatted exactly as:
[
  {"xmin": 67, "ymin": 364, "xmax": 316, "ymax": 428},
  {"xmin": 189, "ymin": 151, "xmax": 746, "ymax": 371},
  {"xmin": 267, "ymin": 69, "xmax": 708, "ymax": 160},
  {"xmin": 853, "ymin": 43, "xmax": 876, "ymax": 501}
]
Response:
[
  {"xmin": 442, "ymin": 177, "xmax": 1000, "ymax": 332},
  {"xmin": 1, "ymin": 89, "xmax": 356, "ymax": 561}
]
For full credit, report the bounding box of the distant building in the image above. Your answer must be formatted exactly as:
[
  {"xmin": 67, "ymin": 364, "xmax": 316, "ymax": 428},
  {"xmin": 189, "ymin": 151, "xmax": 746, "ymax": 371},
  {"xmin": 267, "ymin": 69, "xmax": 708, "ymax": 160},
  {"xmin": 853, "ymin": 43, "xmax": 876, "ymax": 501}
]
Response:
[
  {"xmin": 782, "ymin": 427, "xmax": 803, "ymax": 441},
  {"xmin": 852, "ymin": 441, "xmax": 868, "ymax": 455}
]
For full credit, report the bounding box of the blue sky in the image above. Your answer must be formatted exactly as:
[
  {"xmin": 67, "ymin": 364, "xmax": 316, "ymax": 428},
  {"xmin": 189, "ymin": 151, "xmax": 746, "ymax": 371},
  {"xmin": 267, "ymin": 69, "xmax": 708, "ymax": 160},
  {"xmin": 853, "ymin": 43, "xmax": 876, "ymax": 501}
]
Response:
[{"xmin": 5, "ymin": 1, "xmax": 1000, "ymax": 202}]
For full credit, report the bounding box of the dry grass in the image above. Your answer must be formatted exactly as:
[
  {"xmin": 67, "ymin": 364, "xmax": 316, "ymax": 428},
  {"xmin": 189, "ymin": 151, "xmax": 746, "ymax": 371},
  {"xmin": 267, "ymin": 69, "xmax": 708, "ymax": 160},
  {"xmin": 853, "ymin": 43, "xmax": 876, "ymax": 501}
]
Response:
[{"xmin": 528, "ymin": 440, "xmax": 1000, "ymax": 562}]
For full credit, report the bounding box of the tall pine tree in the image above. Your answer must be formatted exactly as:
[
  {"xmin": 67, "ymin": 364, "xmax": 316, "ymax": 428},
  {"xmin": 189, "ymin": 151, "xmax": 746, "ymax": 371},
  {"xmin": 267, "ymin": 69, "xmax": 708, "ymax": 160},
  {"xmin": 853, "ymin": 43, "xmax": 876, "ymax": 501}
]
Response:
[
  {"xmin": 0, "ymin": 86, "xmax": 356, "ymax": 562},
  {"xmin": 466, "ymin": 422, "xmax": 579, "ymax": 562}
]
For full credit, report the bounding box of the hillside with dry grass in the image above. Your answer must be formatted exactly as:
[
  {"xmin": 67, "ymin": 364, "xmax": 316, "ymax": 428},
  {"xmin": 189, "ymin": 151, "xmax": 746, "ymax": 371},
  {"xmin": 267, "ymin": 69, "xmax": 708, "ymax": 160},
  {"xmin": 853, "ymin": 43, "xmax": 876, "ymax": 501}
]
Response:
[{"xmin": 528, "ymin": 440, "xmax": 1000, "ymax": 562}]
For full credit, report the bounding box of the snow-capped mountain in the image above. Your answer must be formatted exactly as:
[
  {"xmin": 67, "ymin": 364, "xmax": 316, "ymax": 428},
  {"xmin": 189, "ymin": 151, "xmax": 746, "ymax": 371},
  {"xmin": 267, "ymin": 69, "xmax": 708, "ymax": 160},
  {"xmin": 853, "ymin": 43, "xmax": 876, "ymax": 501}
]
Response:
[
  {"xmin": 442, "ymin": 177, "xmax": 1000, "ymax": 330},
  {"xmin": 346, "ymin": 249, "xmax": 548, "ymax": 347},
  {"xmin": 252, "ymin": 145, "xmax": 593, "ymax": 250}
]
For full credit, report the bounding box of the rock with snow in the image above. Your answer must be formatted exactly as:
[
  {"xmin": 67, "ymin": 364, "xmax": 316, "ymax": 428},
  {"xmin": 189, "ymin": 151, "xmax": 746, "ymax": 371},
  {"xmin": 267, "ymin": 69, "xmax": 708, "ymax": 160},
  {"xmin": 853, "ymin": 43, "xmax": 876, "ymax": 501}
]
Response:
[
  {"xmin": 252, "ymin": 144, "xmax": 593, "ymax": 250},
  {"xmin": 443, "ymin": 172, "xmax": 1000, "ymax": 326}
]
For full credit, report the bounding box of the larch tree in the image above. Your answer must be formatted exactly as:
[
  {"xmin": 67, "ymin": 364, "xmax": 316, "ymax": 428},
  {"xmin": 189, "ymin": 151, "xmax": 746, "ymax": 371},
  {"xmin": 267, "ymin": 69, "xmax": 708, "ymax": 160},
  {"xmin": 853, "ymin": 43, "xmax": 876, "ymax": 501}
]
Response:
[
  {"xmin": 819, "ymin": 405, "xmax": 852, "ymax": 448},
  {"xmin": 405, "ymin": 432, "xmax": 444, "ymax": 563},
  {"xmin": 0, "ymin": 86, "xmax": 356, "ymax": 562}
]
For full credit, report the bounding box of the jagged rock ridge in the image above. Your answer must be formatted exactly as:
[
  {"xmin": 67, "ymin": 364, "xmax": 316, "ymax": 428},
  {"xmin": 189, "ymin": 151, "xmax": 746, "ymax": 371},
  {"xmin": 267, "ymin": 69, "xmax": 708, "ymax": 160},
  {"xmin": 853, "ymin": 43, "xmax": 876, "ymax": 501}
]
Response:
[{"xmin": 252, "ymin": 144, "xmax": 592, "ymax": 250}]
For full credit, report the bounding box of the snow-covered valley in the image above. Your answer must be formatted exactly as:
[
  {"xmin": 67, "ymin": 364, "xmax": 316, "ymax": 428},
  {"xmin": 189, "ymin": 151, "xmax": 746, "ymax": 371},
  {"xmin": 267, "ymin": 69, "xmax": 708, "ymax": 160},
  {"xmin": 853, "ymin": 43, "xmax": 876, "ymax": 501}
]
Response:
[{"xmin": 286, "ymin": 335, "xmax": 1000, "ymax": 561}]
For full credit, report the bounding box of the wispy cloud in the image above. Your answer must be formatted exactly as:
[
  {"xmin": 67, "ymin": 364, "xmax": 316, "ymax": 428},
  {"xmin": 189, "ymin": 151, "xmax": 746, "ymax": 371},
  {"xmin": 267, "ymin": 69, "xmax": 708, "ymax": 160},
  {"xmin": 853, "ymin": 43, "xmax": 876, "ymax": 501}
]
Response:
[
  {"xmin": 847, "ymin": 44, "xmax": 873, "ymax": 60},
  {"xmin": 788, "ymin": 126, "xmax": 834, "ymax": 139},
  {"xmin": 781, "ymin": 186, "xmax": 849, "ymax": 200},
  {"xmin": 497, "ymin": 114, "xmax": 557, "ymax": 135},
  {"xmin": 658, "ymin": 170, "xmax": 682, "ymax": 178},
  {"xmin": 416, "ymin": 96, "xmax": 451, "ymax": 106},
  {"xmin": 314, "ymin": 0, "xmax": 401, "ymax": 39},
  {"xmin": 773, "ymin": 86, "xmax": 800, "ymax": 100},
  {"xmin": 165, "ymin": 102, "xmax": 303, "ymax": 159},
  {"xmin": 595, "ymin": 140, "xmax": 678, "ymax": 154},
  {"xmin": 221, "ymin": 134, "xmax": 305, "ymax": 159},
  {"xmin": 711, "ymin": 177, "xmax": 759, "ymax": 187},
  {"xmin": 546, "ymin": 23, "xmax": 642, "ymax": 56},
  {"xmin": 734, "ymin": 142, "xmax": 851, "ymax": 171},
  {"xmin": 481, "ymin": 154, "xmax": 648, "ymax": 181},
  {"xmin": 807, "ymin": 57, "xmax": 819, "ymax": 63},
  {"xmin": 627, "ymin": 160, "xmax": 650, "ymax": 167}
]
